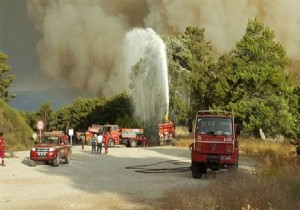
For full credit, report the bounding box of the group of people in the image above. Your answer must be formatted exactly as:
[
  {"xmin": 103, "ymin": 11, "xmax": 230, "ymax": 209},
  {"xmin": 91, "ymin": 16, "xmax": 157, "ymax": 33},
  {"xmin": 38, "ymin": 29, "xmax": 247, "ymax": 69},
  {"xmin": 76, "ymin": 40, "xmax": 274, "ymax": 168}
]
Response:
[{"xmin": 91, "ymin": 132, "xmax": 104, "ymax": 154}]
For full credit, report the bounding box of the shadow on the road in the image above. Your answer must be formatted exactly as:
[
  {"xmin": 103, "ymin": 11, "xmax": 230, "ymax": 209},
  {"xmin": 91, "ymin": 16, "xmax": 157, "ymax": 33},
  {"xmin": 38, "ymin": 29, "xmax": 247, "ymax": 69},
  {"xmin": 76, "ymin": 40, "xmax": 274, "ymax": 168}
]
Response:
[{"xmin": 17, "ymin": 145, "xmax": 207, "ymax": 207}]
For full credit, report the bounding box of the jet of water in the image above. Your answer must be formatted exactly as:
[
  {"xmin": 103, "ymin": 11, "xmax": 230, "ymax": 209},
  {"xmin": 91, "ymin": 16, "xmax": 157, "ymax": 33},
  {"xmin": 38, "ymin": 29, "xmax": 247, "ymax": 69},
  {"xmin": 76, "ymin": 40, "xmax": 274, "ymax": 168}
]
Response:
[{"xmin": 124, "ymin": 28, "xmax": 169, "ymax": 123}]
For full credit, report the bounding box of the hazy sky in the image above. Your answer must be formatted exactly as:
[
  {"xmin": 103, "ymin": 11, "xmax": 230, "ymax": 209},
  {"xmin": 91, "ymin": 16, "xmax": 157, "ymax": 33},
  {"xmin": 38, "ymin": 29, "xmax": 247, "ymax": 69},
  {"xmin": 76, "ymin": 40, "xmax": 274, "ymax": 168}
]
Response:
[
  {"xmin": 0, "ymin": 0, "xmax": 67, "ymax": 91},
  {"xmin": 1, "ymin": 0, "xmax": 300, "ymax": 96}
]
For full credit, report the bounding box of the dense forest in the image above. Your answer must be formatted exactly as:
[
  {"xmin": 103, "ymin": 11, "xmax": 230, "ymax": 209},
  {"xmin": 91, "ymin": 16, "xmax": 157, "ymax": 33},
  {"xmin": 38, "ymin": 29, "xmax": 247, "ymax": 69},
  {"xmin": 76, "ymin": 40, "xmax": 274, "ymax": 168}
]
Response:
[{"xmin": 1, "ymin": 18, "xmax": 300, "ymax": 145}]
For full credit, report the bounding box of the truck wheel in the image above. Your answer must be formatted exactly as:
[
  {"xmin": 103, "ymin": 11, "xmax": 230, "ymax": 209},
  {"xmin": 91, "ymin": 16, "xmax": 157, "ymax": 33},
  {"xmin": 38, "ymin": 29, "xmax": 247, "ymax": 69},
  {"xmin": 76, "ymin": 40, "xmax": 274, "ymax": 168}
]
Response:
[
  {"xmin": 191, "ymin": 162, "xmax": 203, "ymax": 179},
  {"xmin": 228, "ymin": 163, "xmax": 238, "ymax": 171},
  {"xmin": 65, "ymin": 153, "xmax": 70, "ymax": 164},
  {"xmin": 53, "ymin": 153, "xmax": 60, "ymax": 167},
  {"xmin": 130, "ymin": 139, "xmax": 137, "ymax": 147},
  {"xmin": 108, "ymin": 139, "xmax": 115, "ymax": 148},
  {"xmin": 200, "ymin": 164, "xmax": 207, "ymax": 174},
  {"xmin": 29, "ymin": 160, "xmax": 37, "ymax": 167},
  {"xmin": 126, "ymin": 141, "xmax": 130, "ymax": 147}
]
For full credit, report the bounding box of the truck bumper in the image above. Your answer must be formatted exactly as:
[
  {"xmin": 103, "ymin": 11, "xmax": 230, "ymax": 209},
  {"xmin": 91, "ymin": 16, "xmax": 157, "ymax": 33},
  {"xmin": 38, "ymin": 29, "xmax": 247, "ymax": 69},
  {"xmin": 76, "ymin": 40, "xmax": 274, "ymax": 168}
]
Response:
[
  {"xmin": 191, "ymin": 151, "xmax": 238, "ymax": 165},
  {"xmin": 30, "ymin": 151, "xmax": 57, "ymax": 161}
]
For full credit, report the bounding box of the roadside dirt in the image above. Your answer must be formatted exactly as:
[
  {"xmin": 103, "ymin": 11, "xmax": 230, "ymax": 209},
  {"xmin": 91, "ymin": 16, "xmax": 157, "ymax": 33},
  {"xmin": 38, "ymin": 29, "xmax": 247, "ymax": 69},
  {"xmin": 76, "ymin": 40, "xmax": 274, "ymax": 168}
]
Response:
[{"xmin": 0, "ymin": 145, "xmax": 256, "ymax": 210}]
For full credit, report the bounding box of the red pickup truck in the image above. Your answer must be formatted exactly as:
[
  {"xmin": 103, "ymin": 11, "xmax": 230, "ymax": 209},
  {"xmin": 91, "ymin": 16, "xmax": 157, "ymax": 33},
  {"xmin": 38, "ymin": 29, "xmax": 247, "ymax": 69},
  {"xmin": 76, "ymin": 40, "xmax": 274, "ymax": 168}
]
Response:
[{"xmin": 30, "ymin": 131, "xmax": 72, "ymax": 167}]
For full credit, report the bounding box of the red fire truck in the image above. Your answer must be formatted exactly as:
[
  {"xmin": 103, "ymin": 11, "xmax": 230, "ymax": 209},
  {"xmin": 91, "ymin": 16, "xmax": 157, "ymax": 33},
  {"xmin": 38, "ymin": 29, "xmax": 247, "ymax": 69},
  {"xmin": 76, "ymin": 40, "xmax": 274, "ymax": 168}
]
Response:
[
  {"xmin": 158, "ymin": 122, "xmax": 176, "ymax": 146},
  {"xmin": 100, "ymin": 124, "xmax": 146, "ymax": 148},
  {"xmin": 189, "ymin": 110, "xmax": 240, "ymax": 178},
  {"xmin": 30, "ymin": 131, "xmax": 72, "ymax": 167}
]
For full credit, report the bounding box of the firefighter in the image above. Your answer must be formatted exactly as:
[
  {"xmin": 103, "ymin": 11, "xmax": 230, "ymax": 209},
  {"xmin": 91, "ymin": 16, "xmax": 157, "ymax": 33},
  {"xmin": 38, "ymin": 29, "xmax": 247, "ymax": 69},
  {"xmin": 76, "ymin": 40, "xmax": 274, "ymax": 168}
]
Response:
[
  {"xmin": 80, "ymin": 134, "xmax": 85, "ymax": 150},
  {"xmin": 0, "ymin": 131, "xmax": 6, "ymax": 166},
  {"xmin": 103, "ymin": 131, "xmax": 109, "ymax": 154},
  {"xmin": 142, "ymin": 136, "xmax": 147, "ymax": 147}
]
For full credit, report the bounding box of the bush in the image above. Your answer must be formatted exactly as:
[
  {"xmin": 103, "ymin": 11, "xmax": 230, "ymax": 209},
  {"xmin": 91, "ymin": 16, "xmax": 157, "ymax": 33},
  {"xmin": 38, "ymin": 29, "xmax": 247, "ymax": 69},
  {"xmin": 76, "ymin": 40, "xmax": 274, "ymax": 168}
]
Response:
[{"xmin": 0, "ymin": 99, "xmax": 33, "ymax": 151}]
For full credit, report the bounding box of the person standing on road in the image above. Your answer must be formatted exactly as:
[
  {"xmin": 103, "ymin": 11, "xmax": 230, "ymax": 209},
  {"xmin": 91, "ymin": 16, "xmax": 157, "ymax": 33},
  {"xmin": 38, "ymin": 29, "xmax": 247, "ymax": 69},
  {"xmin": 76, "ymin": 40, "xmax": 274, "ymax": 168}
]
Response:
[
  {"xmin": 91, "ymin": 134, "xmax": 97, "ymax": 154},
  {"xmin": 81, "ymin": 134, "xmax": 85, "ymax": 150},
  {"xmin": 97, "ymin": 132, "xmax": 103, "ymax": 154},
  {"xmin": 103, "ymin": 131, "xmax": 109, "ymax": 154},
  {"xmin": 0, "ymin": 131, "xmax": 6, "ymax": 166}
]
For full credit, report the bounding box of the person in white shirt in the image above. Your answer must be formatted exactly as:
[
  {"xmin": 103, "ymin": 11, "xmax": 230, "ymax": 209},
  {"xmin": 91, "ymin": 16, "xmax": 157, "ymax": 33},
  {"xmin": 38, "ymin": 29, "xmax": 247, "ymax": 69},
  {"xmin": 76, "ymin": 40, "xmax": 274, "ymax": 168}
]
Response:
[{"xmin": 97, "ymin": 132, "xmax": 103, "ymax": 154}]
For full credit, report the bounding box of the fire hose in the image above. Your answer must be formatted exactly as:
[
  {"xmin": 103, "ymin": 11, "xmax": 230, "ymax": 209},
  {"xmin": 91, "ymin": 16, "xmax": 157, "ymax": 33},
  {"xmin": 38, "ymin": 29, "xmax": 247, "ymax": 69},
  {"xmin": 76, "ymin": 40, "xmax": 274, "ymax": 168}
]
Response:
[{"xmin": 125, "ymin": 159, "xmax": 191, "ymax": 173}]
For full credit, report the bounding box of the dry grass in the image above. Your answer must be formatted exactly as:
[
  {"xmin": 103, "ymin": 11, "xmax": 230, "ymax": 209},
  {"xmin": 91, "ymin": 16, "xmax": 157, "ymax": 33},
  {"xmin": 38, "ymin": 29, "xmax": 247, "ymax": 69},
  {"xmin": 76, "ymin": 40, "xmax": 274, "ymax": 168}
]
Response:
[{"xmin": 144, "ymin": 137, "xmax": 300, "ymax": 210}]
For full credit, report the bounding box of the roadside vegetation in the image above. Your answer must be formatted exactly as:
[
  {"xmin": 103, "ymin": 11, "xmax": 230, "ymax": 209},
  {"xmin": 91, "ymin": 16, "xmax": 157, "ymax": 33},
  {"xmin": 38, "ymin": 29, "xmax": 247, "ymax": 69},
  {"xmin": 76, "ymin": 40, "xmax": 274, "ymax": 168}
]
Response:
[
  {"xmin": 0, "ymin": 99, "xmax": 33, "ymax": 151},
  {"xmin": 149, "ymin": 138, "xmax": 300, "ymax": 210}
]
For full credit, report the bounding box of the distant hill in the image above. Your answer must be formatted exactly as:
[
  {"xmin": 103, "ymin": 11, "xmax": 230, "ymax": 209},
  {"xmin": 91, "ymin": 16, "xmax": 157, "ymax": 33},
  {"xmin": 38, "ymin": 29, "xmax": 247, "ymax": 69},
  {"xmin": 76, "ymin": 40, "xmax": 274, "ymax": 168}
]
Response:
[{"xmin": 9, "ymin": 88, "xmax": 91, "ymax": 111}]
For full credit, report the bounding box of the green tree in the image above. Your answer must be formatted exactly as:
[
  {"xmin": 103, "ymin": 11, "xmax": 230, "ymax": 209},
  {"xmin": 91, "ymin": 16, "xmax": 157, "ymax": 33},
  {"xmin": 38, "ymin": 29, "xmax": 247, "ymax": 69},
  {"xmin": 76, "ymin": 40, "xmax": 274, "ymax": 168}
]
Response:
[
  {"xmin": 53, "ymin": 104, "xmax": 72, "ymax": 132},
  {"xmin": 184, "ymin": 27, "xmax": 215, "ymax": 114},
  {"xmin": 36, "ymin": 102, "xmax": 54, "ymax": 132},
  {"xmin": 92, "ymin": 92, "xmax": 132, "ymax": 125},
  {"xmin": 163, "ymin": 28, "xmax": 214, "ymax": 124},
  {"xmin": 163, "ymin": 35, "xmax": 192, "ymax": 124},
  {"xmin": 21, "ymin": 110, "xmax": 37, "ymax": 130},
  {"xmin": 210, "ymin": 18, "xmax": 298, "ymax": 137},
  {"xmin": 0, "ymin": 51, "xmax": 15, "ymax": 101},
  {"xmin": 69, "ymin": 97, "xmax": 100, "ymax": 131}
]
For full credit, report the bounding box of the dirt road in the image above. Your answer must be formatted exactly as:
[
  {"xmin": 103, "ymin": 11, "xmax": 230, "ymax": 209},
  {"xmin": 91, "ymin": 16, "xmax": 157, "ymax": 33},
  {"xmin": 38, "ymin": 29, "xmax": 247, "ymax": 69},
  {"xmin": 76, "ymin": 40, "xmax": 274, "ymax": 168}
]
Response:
[{"xmin": 0, "ymin": 145, "xmax": 255, "ymax": 210}]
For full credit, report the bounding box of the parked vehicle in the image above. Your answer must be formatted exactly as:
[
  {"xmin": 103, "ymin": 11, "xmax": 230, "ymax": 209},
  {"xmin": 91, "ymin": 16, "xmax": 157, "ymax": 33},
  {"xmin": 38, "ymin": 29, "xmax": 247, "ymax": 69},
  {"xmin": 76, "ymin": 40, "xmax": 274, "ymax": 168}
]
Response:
[
  {"xmin": 30, "ymin": 131, "xmax": 72, "ymax": 167},
  {"xmin": 189, "ymin": 110, "xmax": 240, "ymax": 178},
  {"xmin": 158, "ymin": 122, "xmax": 176, "ymax": 146},
  {"xmin": 83, "ymin": 124, "xmax": 104, "ymax": 145},
  {"xmin": 102, "ymin": 125, "xmax": 146, "ymax": 148}
]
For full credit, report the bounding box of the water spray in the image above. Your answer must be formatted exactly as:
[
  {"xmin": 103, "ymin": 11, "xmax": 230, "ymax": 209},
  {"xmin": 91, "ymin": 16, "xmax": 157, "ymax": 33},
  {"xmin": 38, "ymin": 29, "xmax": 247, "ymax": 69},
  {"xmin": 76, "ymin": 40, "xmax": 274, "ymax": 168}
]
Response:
[{"xmin": 124, "ymin": 28, "xmax": 169, "ymax": 122}]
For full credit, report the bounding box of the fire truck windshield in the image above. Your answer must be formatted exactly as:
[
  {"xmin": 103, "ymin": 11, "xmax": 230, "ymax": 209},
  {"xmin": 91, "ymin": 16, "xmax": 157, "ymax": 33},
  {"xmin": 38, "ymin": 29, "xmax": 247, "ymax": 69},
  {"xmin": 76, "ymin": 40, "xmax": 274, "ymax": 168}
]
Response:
[
  {"xmin": 39, "ymin": 136, "xmax": 59, "ymax": 144},
  {"xmin": 196, "ymin": 117, "xmax": 232, "ymax": 135}
]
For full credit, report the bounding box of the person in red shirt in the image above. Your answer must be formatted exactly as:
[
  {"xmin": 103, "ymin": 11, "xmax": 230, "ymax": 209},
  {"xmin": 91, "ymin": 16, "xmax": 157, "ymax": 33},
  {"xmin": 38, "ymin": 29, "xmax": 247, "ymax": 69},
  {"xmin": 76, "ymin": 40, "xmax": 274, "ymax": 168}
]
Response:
[
  {"xmin": 103, "ymin": 131, "xmax": 109, "ymax": 154},
  {"xmin": 0, "ymin": 131, "xmax": 6, "ymax": 166}
]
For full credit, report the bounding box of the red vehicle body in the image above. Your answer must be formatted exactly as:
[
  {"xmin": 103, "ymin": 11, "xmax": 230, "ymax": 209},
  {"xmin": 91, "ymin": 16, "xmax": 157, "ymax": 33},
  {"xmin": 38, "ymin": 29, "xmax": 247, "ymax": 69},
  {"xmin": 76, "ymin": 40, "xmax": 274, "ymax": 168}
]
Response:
[
  {"xmin": 84, "ymin": 124, "xmax": 103, "ymax": 144},
  {"xmin": 158, "ymin": 122, "xmax": 176, "ymax": 146},
  {"xmin": 102, "ymin": 125, "xmax": 146, "ymax": 147},
  {"xmin": 30, "ymin": 131, "xmax": 72, "ymax": 167},
  {"xmin": 189, "ymin": 110, "xmax": 240, "ymax": 178}
]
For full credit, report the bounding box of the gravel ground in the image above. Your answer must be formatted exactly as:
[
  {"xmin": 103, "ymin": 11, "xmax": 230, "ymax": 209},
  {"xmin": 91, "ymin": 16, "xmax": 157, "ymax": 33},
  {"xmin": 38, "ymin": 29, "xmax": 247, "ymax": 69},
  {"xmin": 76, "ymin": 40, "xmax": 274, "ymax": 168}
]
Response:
[{"xmin": 0, "ymin": 145, "xmax": 256, "ymax": 210}]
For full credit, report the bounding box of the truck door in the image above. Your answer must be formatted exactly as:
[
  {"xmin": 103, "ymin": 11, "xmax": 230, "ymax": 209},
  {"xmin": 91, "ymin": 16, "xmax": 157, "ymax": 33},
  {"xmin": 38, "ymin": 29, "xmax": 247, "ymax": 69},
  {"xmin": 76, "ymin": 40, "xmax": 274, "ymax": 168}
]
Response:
[
  {"xmin": 110, "ymin": 125, "xmax": 120, "ymax": 144},
  {"xmin": 60, "ymin": 137, "xmax": 68, "ymax": 157}
]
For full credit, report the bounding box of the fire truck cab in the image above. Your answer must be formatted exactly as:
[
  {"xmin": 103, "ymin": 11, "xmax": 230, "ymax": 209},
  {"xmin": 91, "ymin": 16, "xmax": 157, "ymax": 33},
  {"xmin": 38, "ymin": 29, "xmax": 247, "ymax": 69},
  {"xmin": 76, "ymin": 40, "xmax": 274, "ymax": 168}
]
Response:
[{"xmin": 189, "ymin": 110, "xmax": 240, "ymax": 178}]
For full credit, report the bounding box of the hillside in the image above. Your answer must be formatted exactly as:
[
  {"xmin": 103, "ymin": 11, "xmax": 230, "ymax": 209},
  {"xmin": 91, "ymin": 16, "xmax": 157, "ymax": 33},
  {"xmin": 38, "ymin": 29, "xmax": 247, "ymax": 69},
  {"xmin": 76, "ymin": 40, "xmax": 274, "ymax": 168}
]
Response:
[{"xmin": 0, "ymin": 99, "xmax": 33, "ymax": 150}]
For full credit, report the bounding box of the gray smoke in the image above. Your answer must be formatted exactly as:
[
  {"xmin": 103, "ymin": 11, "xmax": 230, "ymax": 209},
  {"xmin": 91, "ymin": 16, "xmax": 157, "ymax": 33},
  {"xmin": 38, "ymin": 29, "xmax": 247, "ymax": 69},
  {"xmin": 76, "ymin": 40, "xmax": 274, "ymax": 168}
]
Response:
[{"xmin": 27, "ymin": 0, "xmax": 300, "ymax": 96}]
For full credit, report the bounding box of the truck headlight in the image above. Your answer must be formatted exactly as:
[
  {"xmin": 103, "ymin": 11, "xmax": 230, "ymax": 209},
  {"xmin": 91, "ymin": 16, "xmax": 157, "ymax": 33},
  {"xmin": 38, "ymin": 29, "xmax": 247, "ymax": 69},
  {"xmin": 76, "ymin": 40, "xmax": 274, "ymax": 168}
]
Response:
[
  {"xmin": 49, "ymin": 148, "xmax": 54, "ymax": 151},
  {"xmin": 31, "ymin": 148, "xmax": 36, "ymax": 151}
]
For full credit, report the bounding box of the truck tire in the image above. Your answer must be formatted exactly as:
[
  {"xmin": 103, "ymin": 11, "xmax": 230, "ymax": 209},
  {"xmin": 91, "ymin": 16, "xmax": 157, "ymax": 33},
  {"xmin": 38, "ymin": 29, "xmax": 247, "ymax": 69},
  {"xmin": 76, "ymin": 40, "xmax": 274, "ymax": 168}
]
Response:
[
  {"xmin": 53, "ymin": 153, "xmax": 60, "ymax": 167},
  {"xmin": 130, "ymin": 139, "xmax": 137, "ymax": 147},
  {"xmin": 126, "ymin": 141, "xmax": 130, "ymax": 147},
  {"xmin": 108, "ymin": 139, "xmax": 115, "ymax": 148},
  {"xmin": 228, "ymin": 162, "xmax": 238, "ymax": 171},
  {"xmin": 65, "ymin": 153, "xmax": 70, "ymax": 164},
  {"xmin": 191, "ymin": 161, "xmax": 203, "ymax": 179},
  {"xmin": 29, "ymin": 160, "xmax": 37, "ymax": 167}
]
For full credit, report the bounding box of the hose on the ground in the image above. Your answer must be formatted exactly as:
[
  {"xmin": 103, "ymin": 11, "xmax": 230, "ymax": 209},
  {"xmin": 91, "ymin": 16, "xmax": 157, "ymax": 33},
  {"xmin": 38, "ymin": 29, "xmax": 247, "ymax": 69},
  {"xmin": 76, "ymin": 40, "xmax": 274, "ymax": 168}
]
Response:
[{"xmin": 125, "ymin": 159, "xmax": 191, "ymax": 173}]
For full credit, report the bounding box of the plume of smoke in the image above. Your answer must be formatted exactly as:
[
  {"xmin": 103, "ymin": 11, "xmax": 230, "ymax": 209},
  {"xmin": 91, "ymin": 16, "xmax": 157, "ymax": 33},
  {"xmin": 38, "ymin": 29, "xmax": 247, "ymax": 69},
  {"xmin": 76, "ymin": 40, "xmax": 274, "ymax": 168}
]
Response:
[
  {"xmin": 27, "ymin": 0, "xmax": 300, "ymax": 96},
  {"xmin": 27, "ymin": 0, "xmax": 130, "ymax": 96},
  {"xmin": 144, "ymin": 0, "xmax": 300, "ymax": 74}
]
